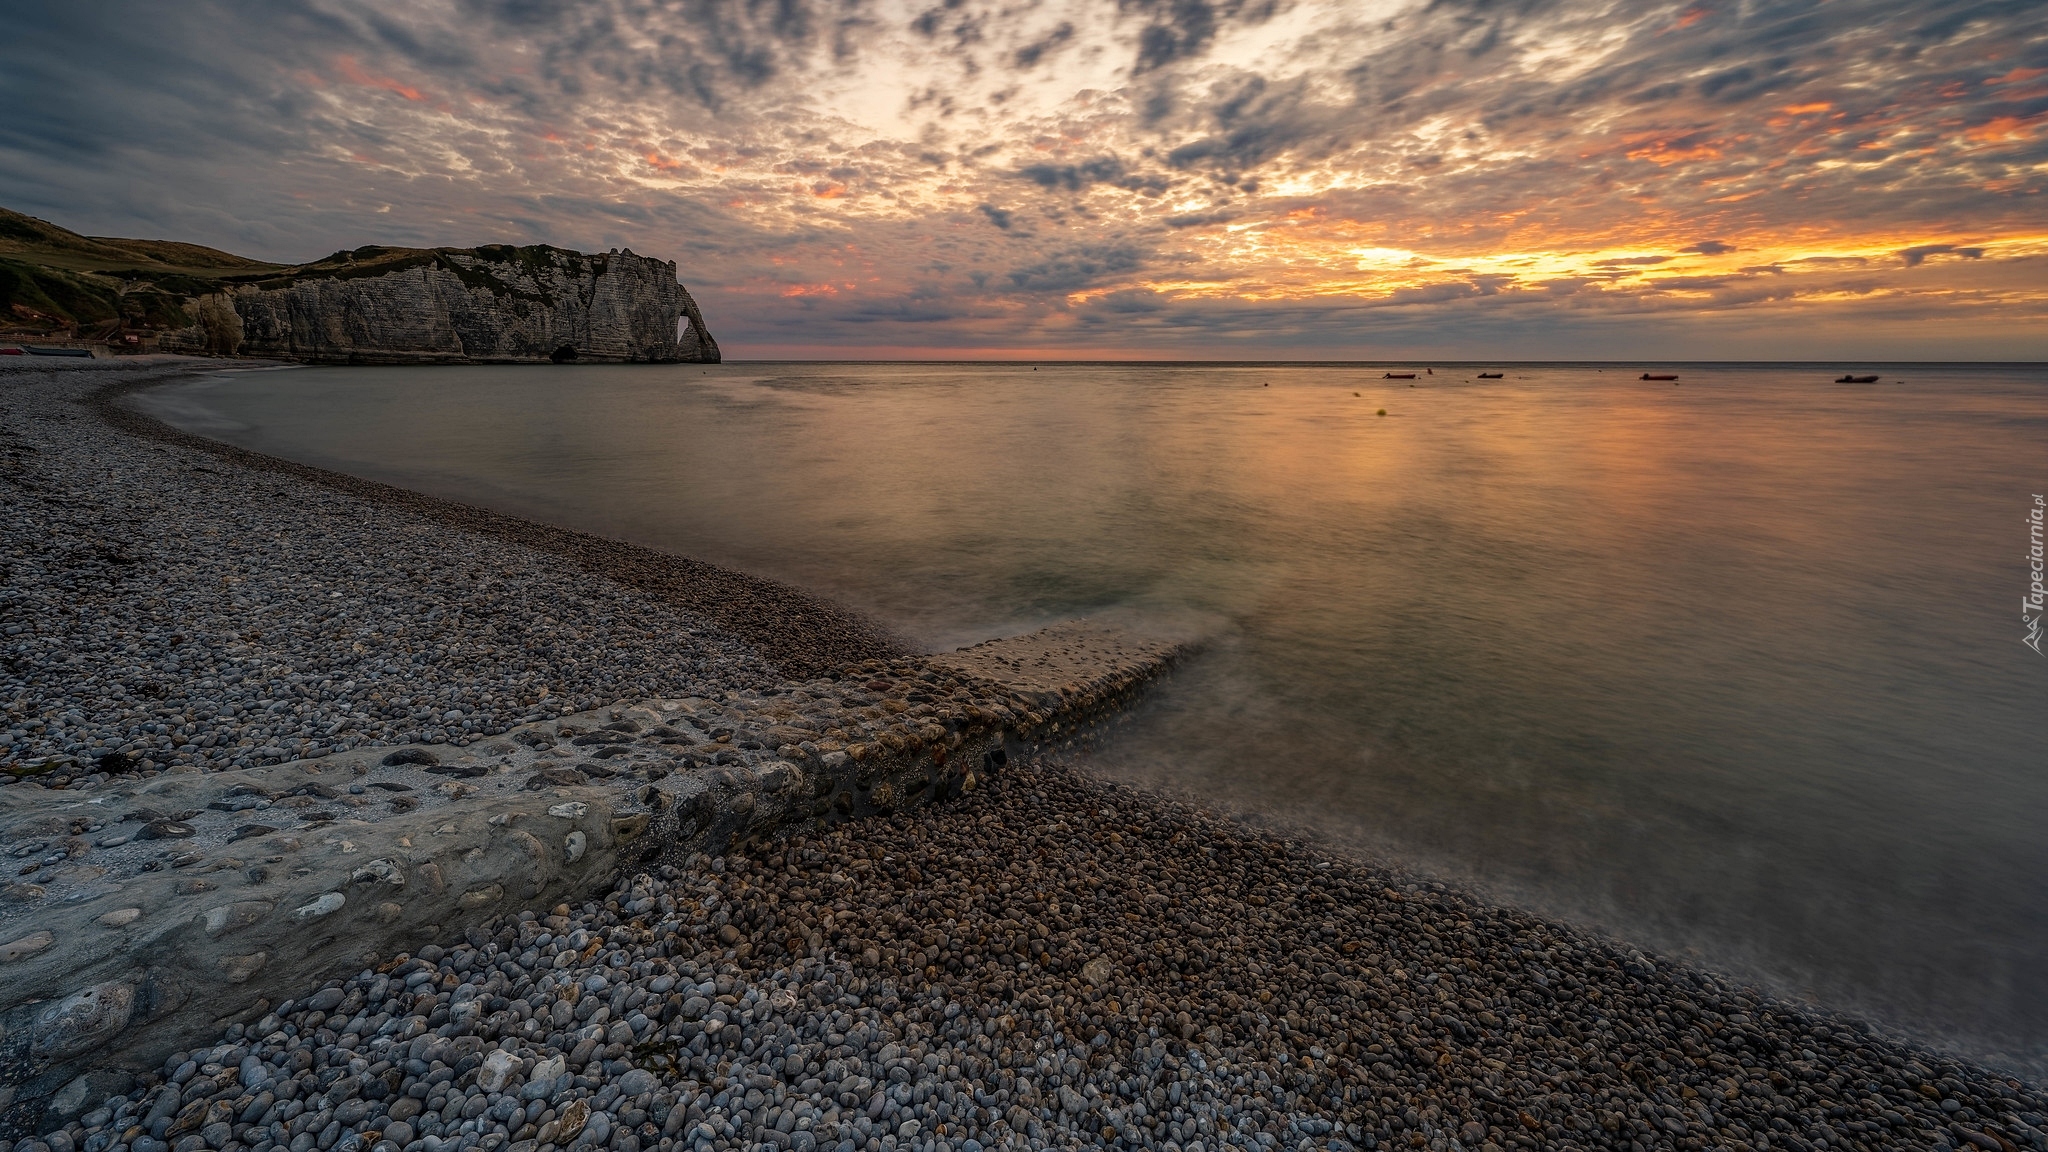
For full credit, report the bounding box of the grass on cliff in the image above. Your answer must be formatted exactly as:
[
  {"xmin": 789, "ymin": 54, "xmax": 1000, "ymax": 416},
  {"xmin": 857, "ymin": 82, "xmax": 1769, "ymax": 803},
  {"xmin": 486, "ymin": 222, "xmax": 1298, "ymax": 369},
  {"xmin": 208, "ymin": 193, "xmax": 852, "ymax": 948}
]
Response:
[{"xmin": 0, "ymin": 206, "xmax": 622, "ymax": 335}]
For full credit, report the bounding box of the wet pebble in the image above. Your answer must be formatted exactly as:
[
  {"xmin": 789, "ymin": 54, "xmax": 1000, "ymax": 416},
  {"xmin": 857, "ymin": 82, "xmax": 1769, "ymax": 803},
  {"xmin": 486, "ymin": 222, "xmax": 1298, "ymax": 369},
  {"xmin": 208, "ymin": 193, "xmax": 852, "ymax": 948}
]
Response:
[
  {"xmin": 0, "ymin": 364, "xmax": 899, "ymax": 789},
  {"xmin": 41, "ymin": 758, "xmax": 2048, "ymax": 1152}
]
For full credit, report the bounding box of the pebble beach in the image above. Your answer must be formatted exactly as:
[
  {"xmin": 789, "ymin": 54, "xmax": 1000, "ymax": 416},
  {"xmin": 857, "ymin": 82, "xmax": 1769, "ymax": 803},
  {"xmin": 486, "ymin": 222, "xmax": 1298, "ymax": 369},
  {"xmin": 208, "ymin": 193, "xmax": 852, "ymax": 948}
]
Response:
[
  {"xmin": 2, "ymin": 359, "xmax": 898, "ymax": 786},
  {"xmin": 4, "ymin": 359, "xmax": 2046, "ymax": 1152}
]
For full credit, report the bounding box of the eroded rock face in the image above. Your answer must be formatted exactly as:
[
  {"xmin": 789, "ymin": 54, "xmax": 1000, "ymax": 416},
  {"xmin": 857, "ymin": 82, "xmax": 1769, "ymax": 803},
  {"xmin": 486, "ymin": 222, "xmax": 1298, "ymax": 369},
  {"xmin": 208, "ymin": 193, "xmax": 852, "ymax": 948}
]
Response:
[{"xmin": 160, "ymin": 246, "xmax": 719, "ymax": 364}]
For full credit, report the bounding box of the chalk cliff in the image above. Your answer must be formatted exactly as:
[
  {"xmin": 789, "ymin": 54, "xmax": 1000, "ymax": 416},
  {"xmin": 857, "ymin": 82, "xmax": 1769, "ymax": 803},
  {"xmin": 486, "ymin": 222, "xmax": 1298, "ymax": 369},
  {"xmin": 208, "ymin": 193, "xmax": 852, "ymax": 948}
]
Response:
[
  {"xmin": 0, "ymin": 209, "xmax": 719, "ymax": 363},
  {"xmin": 160, "ymin": 243, "xmax": 720, "ymax": 363}
]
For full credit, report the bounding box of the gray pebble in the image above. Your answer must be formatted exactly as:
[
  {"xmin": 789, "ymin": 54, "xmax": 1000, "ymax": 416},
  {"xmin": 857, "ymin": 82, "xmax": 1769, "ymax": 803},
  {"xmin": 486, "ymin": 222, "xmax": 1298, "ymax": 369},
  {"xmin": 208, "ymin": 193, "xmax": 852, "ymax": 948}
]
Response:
[{"xmin": 23, "ymin": 362, "xmax": 2048, "ymax": 1152}]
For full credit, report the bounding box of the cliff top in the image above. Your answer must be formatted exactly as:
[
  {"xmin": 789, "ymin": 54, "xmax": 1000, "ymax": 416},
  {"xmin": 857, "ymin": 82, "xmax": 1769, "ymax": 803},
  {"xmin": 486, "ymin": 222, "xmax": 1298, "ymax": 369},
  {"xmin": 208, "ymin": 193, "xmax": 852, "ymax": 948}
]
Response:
[
  {"xmin": 0, "ymin": 206, "xmax": 673, "ymax": 337},
  {"xmin": 0, "ymin": 207, "xmax": 282, "ymax": 278},
  {"xmin": 238, "ymin": 242, "xmax": 644, "ymax": 299}
]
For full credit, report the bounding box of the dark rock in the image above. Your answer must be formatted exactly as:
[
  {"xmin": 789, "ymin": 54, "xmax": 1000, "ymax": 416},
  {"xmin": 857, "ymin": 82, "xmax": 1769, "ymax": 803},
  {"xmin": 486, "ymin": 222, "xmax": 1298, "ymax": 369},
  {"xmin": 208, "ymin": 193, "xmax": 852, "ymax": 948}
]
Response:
[
  {"xmin": 31, "ymin": 982, "xmax": 136, "ymax": 1061},
  {"xmin": 46, "ymin": 1069, "xmax": 134, "ymax": 1120},
  {"xmin": 379, "ymin": 750, "xmax": 437, "ymax": 768}
]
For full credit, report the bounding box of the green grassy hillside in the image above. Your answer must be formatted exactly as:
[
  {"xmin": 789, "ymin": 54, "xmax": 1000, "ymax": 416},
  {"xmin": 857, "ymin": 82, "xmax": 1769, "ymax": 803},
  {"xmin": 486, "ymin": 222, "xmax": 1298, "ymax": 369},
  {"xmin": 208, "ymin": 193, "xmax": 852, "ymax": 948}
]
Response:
[
  {"xmin": 0, "ymin": 206, "xmax": 278, "ymax": 276},
  {"xmin": 0, "ymin": 207, "xmax": 616, "ymax": 337},
  {"xmin": 0, "ymin": 208, "xmax": 283, "ymax": 334}
]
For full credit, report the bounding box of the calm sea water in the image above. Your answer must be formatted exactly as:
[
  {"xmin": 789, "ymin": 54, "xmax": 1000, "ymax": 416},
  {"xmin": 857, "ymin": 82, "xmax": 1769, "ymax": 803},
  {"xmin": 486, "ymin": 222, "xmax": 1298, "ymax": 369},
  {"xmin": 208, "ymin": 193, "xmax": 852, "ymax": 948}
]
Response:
[{"xmin": 142, "ymin": 361, "xmax": 2048, "ymax": 1075}]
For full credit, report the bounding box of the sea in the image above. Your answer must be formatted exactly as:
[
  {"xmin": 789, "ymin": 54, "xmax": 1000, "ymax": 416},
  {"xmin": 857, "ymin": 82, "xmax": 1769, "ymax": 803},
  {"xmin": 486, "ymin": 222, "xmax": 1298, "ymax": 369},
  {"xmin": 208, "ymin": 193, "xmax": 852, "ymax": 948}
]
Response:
[{"xmin": 138, "ymin": 360, "xmax": 2048, "ymax": 1077}]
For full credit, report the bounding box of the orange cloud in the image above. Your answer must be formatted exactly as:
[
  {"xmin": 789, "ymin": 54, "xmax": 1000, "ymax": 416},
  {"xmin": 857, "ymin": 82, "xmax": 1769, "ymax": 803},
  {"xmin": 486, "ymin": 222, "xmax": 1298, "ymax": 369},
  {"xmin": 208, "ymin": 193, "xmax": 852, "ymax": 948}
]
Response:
[
  {"xmin": 644, "ymin": 150, "xmax": 688, "ymax": 172},
  {"xmin": 1966, "ymin": 116, "xmax": 2042, "ymax": 144},
  {"xmin": 1674, "ymin": 7, "xmax": 1709, "ymax": 28},
  {"xmin": 1780, "ymin": 102, "xmax": 1832, "ymax": 115},
  {"xmin": 1625, "ymin": 134, "xmax": 1723, "ymax": 165},
  {"xmin": 333, "ymin": 55, "xmax": 426, "ymax": 102},
  {"xmin": 780, "ymin": 284, "xmax": 842, "ymax": 297}
]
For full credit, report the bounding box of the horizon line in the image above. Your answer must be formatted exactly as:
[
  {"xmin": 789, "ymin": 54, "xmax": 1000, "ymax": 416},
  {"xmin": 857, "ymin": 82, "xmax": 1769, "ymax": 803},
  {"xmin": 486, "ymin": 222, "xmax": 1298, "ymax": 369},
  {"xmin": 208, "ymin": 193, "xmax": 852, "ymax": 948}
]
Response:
[{"xmin": 706, "ymin": 358, "xmax": 2048, "ymax": 367}]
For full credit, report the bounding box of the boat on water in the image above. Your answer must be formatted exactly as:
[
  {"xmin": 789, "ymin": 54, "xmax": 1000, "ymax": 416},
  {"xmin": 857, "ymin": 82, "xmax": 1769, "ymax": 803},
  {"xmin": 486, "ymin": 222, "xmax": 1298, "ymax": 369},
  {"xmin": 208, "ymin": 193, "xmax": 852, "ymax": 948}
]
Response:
[
  {"xmin": 1383, "ymin": 372, "xmax": 1417, "ymax": 379},
  {"xmin": 22, "ymin": 345, "xmax": 94, "ymax": 358},
  {"xmin": 0, "ymin": 347, "xmax": 23, "ymax": 356},
  {"xmin": 1640, "ymin": 373, "xmax": 1678, "ymax": 381},
  {"xmin": 1835, "ymin": 374, "xmax": 1880, "ymax": 383},
  {"xmin": 1476, "ymin": 372, "xmax": 1503, "ymax": 379}
]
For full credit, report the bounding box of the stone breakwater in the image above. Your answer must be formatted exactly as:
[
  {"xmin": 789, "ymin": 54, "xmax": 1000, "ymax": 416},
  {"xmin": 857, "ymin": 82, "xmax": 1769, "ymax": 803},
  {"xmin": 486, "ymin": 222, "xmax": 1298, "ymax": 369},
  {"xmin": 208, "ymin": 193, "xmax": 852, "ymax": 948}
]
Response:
[
  {"xmin": 1, "ymin": 625, "xmax": 1186, "ymax": 1109},
  {"xmin": 0, "ymin": 358, "xmax": 1190, "ymax": 1127},
  {"xmin": 12, "ymin": 763, "xmax": 2048, "ymax": 1152},
  {"xmin": 157, "ymin": 247, "xmax": 719, "ymax": 365}
]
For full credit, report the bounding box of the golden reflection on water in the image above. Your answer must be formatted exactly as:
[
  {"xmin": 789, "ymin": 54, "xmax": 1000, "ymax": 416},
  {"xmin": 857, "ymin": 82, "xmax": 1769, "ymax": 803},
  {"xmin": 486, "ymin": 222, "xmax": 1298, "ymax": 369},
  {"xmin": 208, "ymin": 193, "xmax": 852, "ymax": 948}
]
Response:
[{"xmin": 147, "ymin": 361, "xmax": 2048, "ymax": 1074}]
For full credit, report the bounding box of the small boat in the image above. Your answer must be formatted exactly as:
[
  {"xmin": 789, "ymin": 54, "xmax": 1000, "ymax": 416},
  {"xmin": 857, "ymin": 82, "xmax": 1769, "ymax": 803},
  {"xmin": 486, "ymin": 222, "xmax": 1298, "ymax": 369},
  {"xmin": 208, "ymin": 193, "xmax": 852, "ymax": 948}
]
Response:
[
  {"xmin": 1383, "ymin": 372, "xmax": 1416, "ymax": 379},
  {"xmin": 1640, "ymin": 373, "xmax": 1678, "ymax": 381},
  {"xmin": 1476, "ymin": 372, "xmax": 1503, "ymax": 379},
  {"xmin": 1835, "ymin": 374, "xmax": 1879, "ymax": 384},
  {"xmin": 23, "ymin": 345, "xmax": 93, "ymax": 358},
  {"xmin": 0, "ymin": 347, "xmax": 23, "ymax": 356}
]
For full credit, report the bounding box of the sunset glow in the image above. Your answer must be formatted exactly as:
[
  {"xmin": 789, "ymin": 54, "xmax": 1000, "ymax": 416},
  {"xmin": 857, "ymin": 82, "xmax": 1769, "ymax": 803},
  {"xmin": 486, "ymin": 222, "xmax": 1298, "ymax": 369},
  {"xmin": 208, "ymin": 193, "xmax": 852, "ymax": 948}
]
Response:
[{"xmin": 3, "ymin": 0, "xmax": 2043, "ymax": 356}]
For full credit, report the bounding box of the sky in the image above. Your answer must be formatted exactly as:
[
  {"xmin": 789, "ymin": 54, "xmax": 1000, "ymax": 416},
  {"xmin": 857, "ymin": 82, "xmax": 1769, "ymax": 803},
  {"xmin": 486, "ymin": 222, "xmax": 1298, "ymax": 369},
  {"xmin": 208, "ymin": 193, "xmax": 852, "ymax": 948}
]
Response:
[{"xmin": 2, "ymin": 0, "xmax": 2044, "ymax": 358}]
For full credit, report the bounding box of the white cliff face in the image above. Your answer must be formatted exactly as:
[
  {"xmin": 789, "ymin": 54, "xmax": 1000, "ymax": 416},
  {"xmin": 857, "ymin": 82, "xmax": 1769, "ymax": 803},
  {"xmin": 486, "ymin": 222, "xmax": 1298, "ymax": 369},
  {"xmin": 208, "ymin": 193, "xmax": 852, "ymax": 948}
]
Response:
[{"xmin": 163, "ymin": 246, "xmax": 719, "ymax": 364}]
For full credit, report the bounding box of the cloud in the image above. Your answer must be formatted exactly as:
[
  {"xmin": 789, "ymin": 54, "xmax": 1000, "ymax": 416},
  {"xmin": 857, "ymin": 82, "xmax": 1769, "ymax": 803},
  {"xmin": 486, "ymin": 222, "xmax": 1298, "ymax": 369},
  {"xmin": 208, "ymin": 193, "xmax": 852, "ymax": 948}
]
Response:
[
  {"xmin": 1004, "ymin": 244, "xmax": 1147, "ymax": 292},
  {"xmin": 1017, "ymin": 156, "xmax": 1144, "ymax": 192},
  {"xmin": 0, "ymin": 0, "xmax": 2039, "ymax": 357},
  {"xmin": 1128, "ymin": 0, "xmax": 1222, "ymax": 73},
  {"xmin": 1897, "ymin": 243, "xmax": 1987, "ymax": 266},
  {"xmin": 1163, "ymin": 74, "xmax": 1345, "ymax": 175},
  {"xmin": 1012, "ymin": 21, "xmax": 1074, "ymax": 69}
]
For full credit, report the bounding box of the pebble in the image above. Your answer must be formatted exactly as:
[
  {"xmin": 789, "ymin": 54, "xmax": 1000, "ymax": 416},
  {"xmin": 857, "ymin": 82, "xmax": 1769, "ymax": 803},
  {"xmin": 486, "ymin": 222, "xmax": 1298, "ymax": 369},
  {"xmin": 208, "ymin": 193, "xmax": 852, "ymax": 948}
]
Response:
[
  {"xmin": 31, "ymin": 759, "xmax": 2048, "ymax": 1152},
  {"xmin": 11, "ymin": 363, "xmax": 2045, "ymax": 1151},
  {"xmin": 0, "ymin": 362, "xmax": 898, "ymax": 790}
]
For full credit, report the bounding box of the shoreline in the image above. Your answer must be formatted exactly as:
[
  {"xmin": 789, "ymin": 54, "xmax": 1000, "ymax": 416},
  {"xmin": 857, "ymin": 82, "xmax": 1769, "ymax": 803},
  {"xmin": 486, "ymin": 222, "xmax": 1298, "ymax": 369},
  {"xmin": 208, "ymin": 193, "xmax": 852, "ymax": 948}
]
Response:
[
  {"xmin": 88, "ymin": 361, "xmax": 902, "ymax": 682},
  {"xmin": 2, "ymin": 356, "xmax": 903, "ymax": 783},
  {"xmin": 1, "ymin": 358, "xmax": 2043, "ymax": 1152}
]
